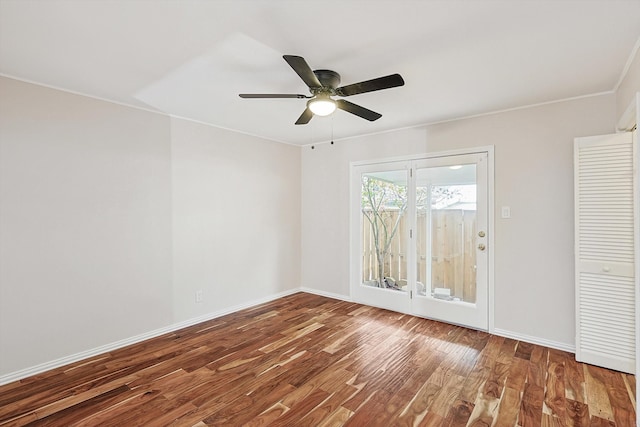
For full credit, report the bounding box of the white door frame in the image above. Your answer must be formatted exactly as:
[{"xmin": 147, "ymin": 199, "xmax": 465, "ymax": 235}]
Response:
[{"xmin": 349, "ymin": 146, "xmax": 495, "ymax": 331}]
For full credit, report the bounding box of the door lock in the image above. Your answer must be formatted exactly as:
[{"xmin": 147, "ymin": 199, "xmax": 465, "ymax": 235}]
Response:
[
  {"xmin": 478, "ymin": 243, "xmax": 486, "ymax": 251},
  {"xmin": 478, "ymin": 231, "xmax": 486, "ymax": 237}
]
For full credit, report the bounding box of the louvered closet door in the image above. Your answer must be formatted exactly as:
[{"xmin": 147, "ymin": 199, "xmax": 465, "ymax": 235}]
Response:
[{"xmin": 575, "ymin": 132, "xmax": 636, "ymax": 374}]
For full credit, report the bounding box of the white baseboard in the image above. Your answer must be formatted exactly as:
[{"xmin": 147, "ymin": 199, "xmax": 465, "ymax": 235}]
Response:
[
  {"xmin": 300, "ymin": 288, "xmax": 577, "ymax": 354},
  {"xmin": 492, "ymin": 328, "xmax": 575, "ymax": 353},
  {"xmin": 0, "ymin": 288, "xmax": 300, "ymax": 386},
  {"xmin": 0, "ymin": 287, "xmax": 578, "ymax": 386},
  {"xmin": 299, "ymin": 287, "xmax": 352, "ymax": 302}
]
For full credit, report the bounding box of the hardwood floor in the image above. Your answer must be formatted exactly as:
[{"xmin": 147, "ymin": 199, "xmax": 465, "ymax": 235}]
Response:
[{"xmin": 0, "ymin": 292, "xmax": 635, "ymax": 426}]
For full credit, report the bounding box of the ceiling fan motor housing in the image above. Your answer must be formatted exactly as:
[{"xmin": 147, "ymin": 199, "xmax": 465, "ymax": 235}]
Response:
[{"xmin": 313, "ymin": 69, "xmax": 341, "ymax": 91}]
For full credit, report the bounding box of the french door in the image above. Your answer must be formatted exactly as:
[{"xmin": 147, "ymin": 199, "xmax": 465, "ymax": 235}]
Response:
[{"xmin": 350, "ymin": 150, "xmax": 491, "ymax": 330}]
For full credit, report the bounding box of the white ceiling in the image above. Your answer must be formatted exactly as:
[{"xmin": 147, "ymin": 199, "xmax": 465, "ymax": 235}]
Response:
[{"xmin": 1, "ymin": 0, "xmax": 639, "ymax": 146}]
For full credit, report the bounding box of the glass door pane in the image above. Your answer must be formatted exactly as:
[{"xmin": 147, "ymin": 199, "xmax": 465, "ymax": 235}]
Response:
[
  {"xmin": 416, "ymin": 166, "xmax": 477, "ymax": 303},
  {"xmin": 361, "ymin": 170, "xmax": 409, "ymax": 293}
]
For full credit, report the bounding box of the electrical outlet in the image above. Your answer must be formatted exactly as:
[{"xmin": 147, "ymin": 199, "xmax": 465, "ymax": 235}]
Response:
[
  {"xmin": 501, "ymin": 206, "xmax": 511, "ymax": 219},
  {"xmin": 195, "ymin": 290, "xmax": 203, "ymax": 303}
]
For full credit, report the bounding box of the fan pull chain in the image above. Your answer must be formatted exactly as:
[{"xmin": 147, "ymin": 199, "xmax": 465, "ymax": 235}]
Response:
[
  {"xmin": 330, "ymin": 116, "xmax": 334, "ymax": 145},
  {"xmin": 311, "ymin": 118, "xmax": 315, "ymax": 149}
]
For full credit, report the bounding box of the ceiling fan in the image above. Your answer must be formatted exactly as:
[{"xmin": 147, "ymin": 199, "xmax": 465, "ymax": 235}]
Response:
[{"xmin": 239, "ymin": 55, "xmax": 405, "ymax": 125}]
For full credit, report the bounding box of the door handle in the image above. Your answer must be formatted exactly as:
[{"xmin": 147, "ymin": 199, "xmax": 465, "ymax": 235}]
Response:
[{"xmin": 478, "ymin": 243, "xmax": 486, "ymax": 251}]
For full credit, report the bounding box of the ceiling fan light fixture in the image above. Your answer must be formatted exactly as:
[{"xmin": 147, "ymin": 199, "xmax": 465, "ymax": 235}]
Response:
[{"xmin": 308, "ymin": 96, "xmax": 336, "ymax": 116}]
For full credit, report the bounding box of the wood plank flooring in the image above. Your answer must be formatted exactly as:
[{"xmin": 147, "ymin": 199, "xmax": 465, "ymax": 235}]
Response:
[{"xmin": 0, "ymin": 292, "xmax": 636, "ymax": 426}]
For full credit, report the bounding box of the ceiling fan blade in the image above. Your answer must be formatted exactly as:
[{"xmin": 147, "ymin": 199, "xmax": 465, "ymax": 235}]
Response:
[
  {"xmin": 295, "ymin": 108, "xmax": 314, "ymax": 125},
  {"xmin": 283, "ymin": 55, "xmax": 322, "ymax": 89},
  {"xmin": 335, "ymin": 74, "xmax": 405, "ymax": 97},
  {"xmin": 239, "ymin": 94, "xmax": 308, "ymax": 99},
  {"xmin": 336, "ymin": 99, "xmax": 382, "ymax": 121}
]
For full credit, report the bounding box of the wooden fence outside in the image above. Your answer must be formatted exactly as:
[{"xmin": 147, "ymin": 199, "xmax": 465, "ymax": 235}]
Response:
[{"xmin": 362, "ymin": 208, "xmax": 477, "ymax": 303}]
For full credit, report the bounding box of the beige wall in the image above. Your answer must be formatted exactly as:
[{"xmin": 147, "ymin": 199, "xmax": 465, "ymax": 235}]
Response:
[
  {"xmin": 170, "ymin": 117, "xmax": 301, "ymax": 321},
  {"xmin": 301, "ymin": 94, "xmax": 616, "ymax": 348},
  {"xmin": 0, "ymin": 76, "xmax": 301, "ymax": 377}
]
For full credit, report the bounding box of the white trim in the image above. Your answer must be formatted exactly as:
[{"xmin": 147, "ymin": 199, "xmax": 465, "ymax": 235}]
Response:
[
  {"xmin": 487, "ymin": 147, "xmax": 495, "ymax": 333},
  {"xmin": 349, "ymin": 145, "xmax": 495, "ymax": 168},
  {"xmin": 0, "ymin": 289, "xmax": 299, "ymax": 386},
  {"xmin": 303, "ymin": 92, "xmax": 613, "ymax": 147},
  {"xmin": 0, "ymin": 73, "xmax": 296, "ymax": 147},
  {"xmin": 0, "ymin": 73, "xmax": 163, "ymax": 116},
  {"xmin": 0, "ymin": 73, "xmax": 613, "ymax": 150},
  {"xmin": 299, "ymin": 287, "xmax": 352, "ymax": 302},
  {"xmin": 492, "ymin": 328, "xmax": 575, "ymax": 354},
  {"xmin": 164, "ymin": 113, "xmax": 298, "ymax": 147}
]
